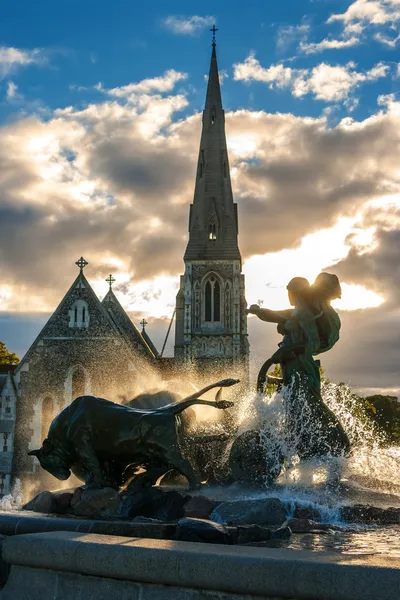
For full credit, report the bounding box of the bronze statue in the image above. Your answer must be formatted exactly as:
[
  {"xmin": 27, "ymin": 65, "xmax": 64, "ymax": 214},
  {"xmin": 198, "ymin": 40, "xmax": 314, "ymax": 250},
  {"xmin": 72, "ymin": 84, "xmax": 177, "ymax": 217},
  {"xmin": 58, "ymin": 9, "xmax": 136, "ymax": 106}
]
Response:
[
  {"xmin": 28, "ymin": 378, "xmax": 239, "ymax": 490},
  {"xmin": 247, "ymin": 273, "xmax": 350, "ymax": 458}
]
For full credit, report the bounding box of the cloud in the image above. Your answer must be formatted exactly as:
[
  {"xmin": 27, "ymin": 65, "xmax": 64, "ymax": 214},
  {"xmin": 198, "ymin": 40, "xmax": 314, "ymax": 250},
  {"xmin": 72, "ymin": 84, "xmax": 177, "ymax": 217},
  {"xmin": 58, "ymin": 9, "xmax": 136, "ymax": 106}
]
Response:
[
  {"xmin": 5, "ymin": 81, "xmax": 20, "ymax": 100},
  {"xmin": 300, "ymin": 36, "xmax": 361, "ymax": 54},
  {"xmin": 1, "ymin": 69, "xmax": 400, "ymax": 391},
  {"xmin": 276, "ymin": 24, "xmax": 310, "ymax": 52},
  {"xmin": 327, "ymin": 0, "xmax": 400, "ymax": 47},
  {"xmin": 233, "ymin": 53, "xmax": 390, "ymax": 102},
  {"xmin": 163, "ymin": 15, "xmax": 215, "ymax": 36},
  {"xmin": 105, "ymin": 70, "xmax": 188, "ymax": 98},
  {"xmin": 0, "ymin": 46, "xmax": 47, "ymax": 79}
]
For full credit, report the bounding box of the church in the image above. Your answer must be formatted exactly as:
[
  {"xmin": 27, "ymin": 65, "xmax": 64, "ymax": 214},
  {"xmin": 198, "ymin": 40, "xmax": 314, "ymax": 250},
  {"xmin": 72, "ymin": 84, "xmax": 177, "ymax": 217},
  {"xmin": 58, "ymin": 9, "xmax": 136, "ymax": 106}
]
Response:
[{"xmin": 0, "ymin": 35, "xmax": 249, "ymax": 497}]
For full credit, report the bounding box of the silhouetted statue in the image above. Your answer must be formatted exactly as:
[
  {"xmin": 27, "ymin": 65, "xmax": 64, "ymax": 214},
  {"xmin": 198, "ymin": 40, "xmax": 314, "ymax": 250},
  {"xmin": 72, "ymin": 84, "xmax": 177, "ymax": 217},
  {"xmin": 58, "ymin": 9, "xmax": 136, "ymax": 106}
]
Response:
[{"xmin": 247, "ymin": 273, "xmax": 350, "ymax": 458}]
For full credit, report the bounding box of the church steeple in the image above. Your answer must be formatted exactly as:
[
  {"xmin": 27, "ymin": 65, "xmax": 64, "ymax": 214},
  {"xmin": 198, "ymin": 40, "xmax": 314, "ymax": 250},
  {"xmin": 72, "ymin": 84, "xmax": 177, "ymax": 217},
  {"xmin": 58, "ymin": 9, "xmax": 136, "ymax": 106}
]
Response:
[
  {"xmin": 184, "ymin": 35, "xmax": 241, "ymax": 263},
  {"xmin": 174, "ymin": 32, "xmax": 249, "ymax": 375}
]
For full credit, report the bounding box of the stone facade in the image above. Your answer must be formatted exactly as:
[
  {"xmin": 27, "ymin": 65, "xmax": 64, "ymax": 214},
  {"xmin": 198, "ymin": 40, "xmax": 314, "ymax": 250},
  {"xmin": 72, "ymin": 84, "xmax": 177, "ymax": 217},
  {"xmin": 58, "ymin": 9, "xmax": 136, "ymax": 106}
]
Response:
[
  {"xmin": 0, "ymin": 366, "xmax": 17, "ymax": 497},
  {"xmin": 175, "ymin": 41, "xmax": 249, "ymax": 377}
]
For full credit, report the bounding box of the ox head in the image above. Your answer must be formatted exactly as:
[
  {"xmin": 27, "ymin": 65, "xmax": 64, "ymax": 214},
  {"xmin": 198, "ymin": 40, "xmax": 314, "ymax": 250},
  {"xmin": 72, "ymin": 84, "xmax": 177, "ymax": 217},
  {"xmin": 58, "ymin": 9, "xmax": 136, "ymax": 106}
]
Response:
[{"xmin": 28, "ymin": 439, "xmax": 71, "ymax": 481}]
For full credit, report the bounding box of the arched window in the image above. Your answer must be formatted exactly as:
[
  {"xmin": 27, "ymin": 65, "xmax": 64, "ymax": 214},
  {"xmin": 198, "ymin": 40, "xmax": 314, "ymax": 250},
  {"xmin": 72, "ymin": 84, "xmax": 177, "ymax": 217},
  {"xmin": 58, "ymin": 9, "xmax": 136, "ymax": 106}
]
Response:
[
  {"xmin": 225, "ymin": 282, "xmax": 231, "ymax": 328},
  {"xmin": 69, "ymin": 300, "xmax": 89, "ymax": 328},
  {"xmin": 41, "ymin": 396, "xmax": 54, "ymax": 442},
  {"xmin": 208, "ymin": 223, "xmax": 217, "ymax": 240},
  {"xmin": 72, "ymin": 366, "xmax": 86, "ymax": 400},
  {"xmin": 204, "ymin": 277, "xmax": 221, "ymax": 323},
  {"xmin": 193, "ymin": 282, "xmax": 201, "ymax": 330}
]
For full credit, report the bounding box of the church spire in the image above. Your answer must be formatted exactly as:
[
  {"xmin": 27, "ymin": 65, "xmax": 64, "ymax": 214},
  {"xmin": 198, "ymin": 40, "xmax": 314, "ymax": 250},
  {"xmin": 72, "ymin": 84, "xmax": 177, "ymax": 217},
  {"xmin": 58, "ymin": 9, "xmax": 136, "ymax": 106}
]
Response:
[{"xmin": 184, "ymin": 33, "xmax": 241, "ymax": 263}]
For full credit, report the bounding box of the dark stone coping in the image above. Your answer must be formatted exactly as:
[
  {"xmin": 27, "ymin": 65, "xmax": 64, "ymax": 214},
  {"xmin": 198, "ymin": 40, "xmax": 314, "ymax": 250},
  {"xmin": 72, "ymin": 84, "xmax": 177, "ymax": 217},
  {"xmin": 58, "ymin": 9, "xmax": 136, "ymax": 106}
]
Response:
[
  {"xmin": 3, "ymin": 531, "xmax": 400, "ymax": 600},
  {"xmin": 0, "ymin": 511, "xmax": 176, "ymax": 539}
]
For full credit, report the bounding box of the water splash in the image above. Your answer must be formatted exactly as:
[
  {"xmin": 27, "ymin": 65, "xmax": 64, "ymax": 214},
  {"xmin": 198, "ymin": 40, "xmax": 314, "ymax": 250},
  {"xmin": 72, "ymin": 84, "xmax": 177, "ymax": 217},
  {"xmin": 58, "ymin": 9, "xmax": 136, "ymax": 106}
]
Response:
[{"xmin": 0, "ymin": 478, "xmax": 23, "ymax": 510}]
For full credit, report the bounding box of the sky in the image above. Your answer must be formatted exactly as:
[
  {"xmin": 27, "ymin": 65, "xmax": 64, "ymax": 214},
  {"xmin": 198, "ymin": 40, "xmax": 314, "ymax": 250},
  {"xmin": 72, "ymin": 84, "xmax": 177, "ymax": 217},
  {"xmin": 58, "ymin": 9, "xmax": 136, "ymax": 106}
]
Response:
[{"xmin": 0, "ymin": 0, "xmax": 399, "ymax": 395}]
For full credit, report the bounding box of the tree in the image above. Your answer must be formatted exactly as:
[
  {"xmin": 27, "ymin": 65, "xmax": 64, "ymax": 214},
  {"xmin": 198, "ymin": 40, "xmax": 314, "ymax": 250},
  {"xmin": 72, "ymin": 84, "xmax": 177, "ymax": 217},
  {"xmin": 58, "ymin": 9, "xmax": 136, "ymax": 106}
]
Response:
[{"xmin": 0, "ymin": 342, "xmax": 20, "ymax": 365}]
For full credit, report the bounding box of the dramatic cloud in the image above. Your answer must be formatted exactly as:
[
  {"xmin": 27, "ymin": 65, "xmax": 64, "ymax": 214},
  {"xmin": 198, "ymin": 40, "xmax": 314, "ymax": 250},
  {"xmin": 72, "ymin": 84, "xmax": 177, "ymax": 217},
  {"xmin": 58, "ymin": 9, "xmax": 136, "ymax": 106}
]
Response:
[
  {"xmin": 233, "ymin": 53, "xmax": 390, "ymax": 102},
  {"xmin": 0, "ymin": 46, "xmax": 47, "ymax": 79},
  {"xmin": 1, "ymin": 67, "xmax": 400, "ymax": 391},
  {"xmin": 163, "ymin": 15, "xmax": 215, "ymax": 36}
]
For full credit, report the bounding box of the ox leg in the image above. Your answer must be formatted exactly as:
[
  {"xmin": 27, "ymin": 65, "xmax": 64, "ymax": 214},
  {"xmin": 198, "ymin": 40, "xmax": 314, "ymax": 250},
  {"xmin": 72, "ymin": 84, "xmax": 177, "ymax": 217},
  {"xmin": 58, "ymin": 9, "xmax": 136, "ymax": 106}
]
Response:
[
  {"xmin": 74, "ymin": 431, "xmax": 109, "ymax": 488},
  {"xmin": 163, "ymin": 445, "xmax": 201, "ymax": 490}
]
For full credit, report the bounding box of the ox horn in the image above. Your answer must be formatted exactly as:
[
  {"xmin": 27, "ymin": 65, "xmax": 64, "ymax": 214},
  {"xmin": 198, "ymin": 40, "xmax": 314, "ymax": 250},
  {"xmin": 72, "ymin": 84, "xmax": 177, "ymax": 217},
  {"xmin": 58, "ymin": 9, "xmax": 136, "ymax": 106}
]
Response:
[{"xmin": 28, "ymin": 449, "xmax": 41, "ymax": 457}]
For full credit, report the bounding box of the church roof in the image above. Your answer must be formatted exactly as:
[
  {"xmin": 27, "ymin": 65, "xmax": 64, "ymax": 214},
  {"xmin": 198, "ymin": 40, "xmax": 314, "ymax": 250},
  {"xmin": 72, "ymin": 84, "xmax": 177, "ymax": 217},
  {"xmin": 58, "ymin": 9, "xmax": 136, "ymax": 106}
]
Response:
[
  {"xmin": 16, "ymin": 260, "xmax": 140, "ymax": 372},
  {"xmin": 184, "ymin": 40, "xmax": 241, "ymax": 263},
  {"xmin": 102, "ymin": 288, "xmax": 157, "ymax": 360}
]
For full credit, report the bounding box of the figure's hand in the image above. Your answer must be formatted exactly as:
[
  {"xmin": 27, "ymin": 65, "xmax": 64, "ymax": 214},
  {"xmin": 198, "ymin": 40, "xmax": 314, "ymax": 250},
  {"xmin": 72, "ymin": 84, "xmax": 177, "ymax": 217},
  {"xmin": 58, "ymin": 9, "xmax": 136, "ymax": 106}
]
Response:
[{"xmin": 246, "ymin": 304, "xmax": 261, "ymax": 315}]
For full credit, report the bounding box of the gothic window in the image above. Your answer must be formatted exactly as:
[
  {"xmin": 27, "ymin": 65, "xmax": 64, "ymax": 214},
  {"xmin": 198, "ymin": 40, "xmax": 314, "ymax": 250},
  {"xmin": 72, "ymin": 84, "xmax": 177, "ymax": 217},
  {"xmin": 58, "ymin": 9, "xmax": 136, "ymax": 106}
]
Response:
[
  {"xmin": 72, "ymin": 366, "xmax": 86, "ymax": 400},
  {"xmin": 2, "ymin": 433, "xmax": 8, "ymax": 452},
  {"xmin": 0, "ymin": 475, "xmax": 5, "ymax": 495},
  {"xmin": 204, "ymin": 277, "xmax": 221, "ymax": 322},
  {"xmin": 193, "ymin": 282, "xmax": 201, "ymax": 330},
  {"xmin": 41, "ymin": 396, "xmax": 54, "ymax": 442},
  {"xmin": 69, "ymin": 300, "xmax": 89, "ymax": 328},
  {"xmin": 209, "ymin": 223, "xmax": 217, "ymax": 240},
  {"xmin": 5, "ymin": 397, "xmax": 11, "ymax": 414},
  {"xmin": 225, "ymin": 282, "xmax": 231, "ymax": 329},
  {"xmin": 198, "ymin": 150, "xmax": 205, "ymax": 179},
  {"xmin": 211, "ymin": 110, "xmax": 216, "ymax": 125}
]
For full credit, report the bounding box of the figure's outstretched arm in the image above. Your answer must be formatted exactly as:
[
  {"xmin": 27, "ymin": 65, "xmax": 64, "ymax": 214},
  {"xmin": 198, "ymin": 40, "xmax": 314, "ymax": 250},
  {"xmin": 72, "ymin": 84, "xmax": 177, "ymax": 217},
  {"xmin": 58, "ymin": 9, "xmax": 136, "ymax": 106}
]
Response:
[{"xmin": 247, "ymin": 304, "xmax": 292, "ymax": 323}]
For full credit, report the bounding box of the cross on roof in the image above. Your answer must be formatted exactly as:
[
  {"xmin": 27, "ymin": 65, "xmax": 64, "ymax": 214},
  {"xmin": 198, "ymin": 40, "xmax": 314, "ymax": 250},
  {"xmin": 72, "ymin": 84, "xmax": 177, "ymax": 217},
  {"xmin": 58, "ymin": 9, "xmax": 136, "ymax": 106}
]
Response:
[
  {"xmin": 106, "ymin": 274, "xmax": 115, "ymax": 289},
  {"xmin": 75, "ymin": 257, "xmax": 88, "ymax": 272},
  {"xmin": 210, "ymin": 25, "xmax": 218, "ymax": 45},
  {"xmin": 140, "ymin": 318, "xmax": 148, "ymax": 331}
]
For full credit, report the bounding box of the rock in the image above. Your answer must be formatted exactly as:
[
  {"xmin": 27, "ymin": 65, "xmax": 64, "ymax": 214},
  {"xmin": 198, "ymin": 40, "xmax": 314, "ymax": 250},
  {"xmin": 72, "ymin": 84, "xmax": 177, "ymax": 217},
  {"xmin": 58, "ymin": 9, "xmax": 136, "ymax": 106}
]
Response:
[
  {"xmin": 211, "ymin": 498, "xmax": 287, "ymax": 526},
  {"xmin": 236, "ymin": 524, "xmax": 272, "ymax": 545},
  {"xmin": 340, "ymin": 504, "xmax": 400, "ymax": 524},
  {"xmin": 183, "ymin": 495, "xmax": 219, "ymax": 519},
  {"xmin": 176, "ymin": 518, "xmax": 233, "ymax": 545},
  {"xmin": 23, "ymin": 491, "xmax": 56, "ymax": 514},
  {"xmin": 271, "ymin": 526, "xmax": 292, "ymax": 540},
  {"xmin": 70, "ymin": 486, "xmax": 85, "ymax": 508},
  {"xmin": 120, "ymin": 487, "xmax": 190, "ymax": 521},
  {"xmin": 72, "ymin": 487, "xmax": 121, "ymax": 518},
  {"xmin": 293, "ymin": 505, "xmax": 321, "ymax": 522},
  {"xmin": 51, "ymin": 490, "xmax": 74, "ymax": 514},
  {"xmin": 0, "ymin": 534, "xmax": 10, "ymax": 588},
  {"xmin": 283, "ymin": 518, "xmax": 338, "ymax": 534}
]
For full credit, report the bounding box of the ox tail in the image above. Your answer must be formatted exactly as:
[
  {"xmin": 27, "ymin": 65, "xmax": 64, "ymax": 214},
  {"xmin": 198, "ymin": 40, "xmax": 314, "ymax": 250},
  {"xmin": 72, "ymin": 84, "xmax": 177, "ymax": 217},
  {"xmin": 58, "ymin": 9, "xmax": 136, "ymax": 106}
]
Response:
[{"xmin": 158, "ymin": 398, "xmax": 234, "ymax": 416}]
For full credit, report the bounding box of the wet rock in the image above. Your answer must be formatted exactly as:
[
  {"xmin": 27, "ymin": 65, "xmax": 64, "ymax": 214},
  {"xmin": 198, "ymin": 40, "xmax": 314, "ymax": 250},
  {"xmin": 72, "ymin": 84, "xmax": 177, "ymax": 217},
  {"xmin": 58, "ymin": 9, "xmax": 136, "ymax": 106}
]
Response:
[
  {"xmin": 184, "ymin": 495, "xmax": 219, "ymax": 519},
  {"xmin": 271, "ymin": 525, "xmax": 292, "ymax": 540},
  {"xmin": 293, "ymin": 505, "xmax": 321, "ymax": 522},
  {"xmin": 120, "ymin": 487, "xmax": 190, "ymax": 521},
  {"xmin": 283, "ymin": 518, "xmax": 338, "ymax": 534},
  {"xmin": 237, "ymin": 524, "xmax": 272, "ymax": 545},
  {"xmin": 211, "ymin": 498, "xmax": 287, "ymax": 526},
  {"xmin": 72, "ymin": 487, "xmax": 121, "ymax": 518},
  {"xmin": 176, "ymin": 517, "xmax": 233, "ymax": 545},
  {"xmin": 23, "ymin": 491, "xmax": 56, "ymax": 514},
  {"xmin": 340, "ymin": 504, "xmax": 400, "ymax": 524}
]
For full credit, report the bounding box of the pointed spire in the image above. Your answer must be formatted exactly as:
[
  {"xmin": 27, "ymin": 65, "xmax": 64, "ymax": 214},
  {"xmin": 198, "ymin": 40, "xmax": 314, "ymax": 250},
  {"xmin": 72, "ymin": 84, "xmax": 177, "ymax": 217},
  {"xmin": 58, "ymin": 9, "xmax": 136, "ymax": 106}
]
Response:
[{"xmin": 184, "ymin": 35, "xmax": 241, "ymax": 263}]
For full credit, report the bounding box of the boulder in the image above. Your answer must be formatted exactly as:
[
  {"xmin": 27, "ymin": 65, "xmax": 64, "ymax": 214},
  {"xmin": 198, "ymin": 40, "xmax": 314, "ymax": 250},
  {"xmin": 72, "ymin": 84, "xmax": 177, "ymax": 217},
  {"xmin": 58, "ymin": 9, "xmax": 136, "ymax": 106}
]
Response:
[
  {"xmin": 340, "ymin": 504, "xmax": 400, "ymax": 524},
  {"xmin": 72, "ymin": 487, "xmax": 121, "ymax": 519},
  {"xmin": 211, "ymin": 498, "xmax": 287, "ymax": 526},
  {"xmin": 51, "ymin": 490, "xmax": 74, "ymax": 513},
  {"xmin": 176, "ymin": 518, "xmax": 233, "ymax": 545},
  {"xmin": 23, "ymin": 491, "xmax": 56, "ymax": 514},
  {"xmin": 283, "ymin": 518, "xmax": 338, "ymax": 534},
  {"xmin": 236, "ymin": 524, "xmax": 272, "ymax": 545},
  {"xmin": 183, "ymin": 495, "xmax": 219, "ymax": 519},
  {"xmin": 120, "ymin": 487, "xmax": 190, "ymax": 521},
  {"xmin": 70, "ymin": 486, "xmax": 85, "ymax": 508},
  {"xmin": 293, "ymin": 505, "xmax": 321, "ymax": 522},
  {"xmin": 271, "ymin": 526, "xmax": 292, "ymax": 540}
]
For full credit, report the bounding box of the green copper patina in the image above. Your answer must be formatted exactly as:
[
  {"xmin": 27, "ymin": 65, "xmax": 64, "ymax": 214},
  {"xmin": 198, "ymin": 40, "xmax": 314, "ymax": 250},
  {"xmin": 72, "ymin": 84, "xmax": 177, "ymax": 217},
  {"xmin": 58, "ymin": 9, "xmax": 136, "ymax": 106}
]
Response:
[{"xmin": 248, "ymin": 273, "xmax": 350, "ymax": 458}]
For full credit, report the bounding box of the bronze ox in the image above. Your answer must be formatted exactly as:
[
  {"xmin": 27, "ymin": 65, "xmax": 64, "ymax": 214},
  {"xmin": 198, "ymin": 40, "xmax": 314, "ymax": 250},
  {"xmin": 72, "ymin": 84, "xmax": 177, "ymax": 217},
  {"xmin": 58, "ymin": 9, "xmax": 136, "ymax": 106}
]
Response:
[{"xmin": 28, "ymin": 378, "xmax": 239, "ymax": 490}]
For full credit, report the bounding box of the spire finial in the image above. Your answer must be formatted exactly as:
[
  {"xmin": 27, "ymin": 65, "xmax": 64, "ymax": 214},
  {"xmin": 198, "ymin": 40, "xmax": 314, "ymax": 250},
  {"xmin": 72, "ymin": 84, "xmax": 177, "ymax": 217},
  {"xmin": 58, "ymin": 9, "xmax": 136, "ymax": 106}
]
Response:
[
  {"xmin": 140, "ymin": 318, "xmax": 148, "ymax": 332},
  {"xmin": 210, "ymin": 24, "xmax": 218, "ymax": 46},
  {"xmin": 75, "ymin": 257, "xmax": 88, "ymax": 273},
  {"xmin": 106, "ymin": 274, "xmax": 115, "ymax": 289}
]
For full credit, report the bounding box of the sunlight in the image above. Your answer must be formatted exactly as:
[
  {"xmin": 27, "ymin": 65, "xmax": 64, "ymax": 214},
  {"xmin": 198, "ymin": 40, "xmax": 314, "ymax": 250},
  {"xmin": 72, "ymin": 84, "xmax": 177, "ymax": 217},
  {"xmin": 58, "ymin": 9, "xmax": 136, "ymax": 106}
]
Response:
[{"xmin": 333, "ymin": 283, "xmax": 383, "ymax": 311}]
